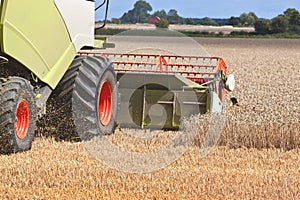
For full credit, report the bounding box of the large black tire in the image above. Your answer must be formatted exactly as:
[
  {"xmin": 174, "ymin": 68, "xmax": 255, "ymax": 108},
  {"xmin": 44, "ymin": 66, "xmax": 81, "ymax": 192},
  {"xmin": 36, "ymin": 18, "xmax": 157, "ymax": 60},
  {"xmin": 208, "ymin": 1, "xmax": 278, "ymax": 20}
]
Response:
[
  {"xmin": 0, "ymin": 77, "xmax": 37, "ymax": 154},
  {"xmin": 37, "ymin": 57, "xmax": 84, "ymax": 140},
  {"xmin": 41, "ymin": 55, "xmax": 117, "ymax": 141}
]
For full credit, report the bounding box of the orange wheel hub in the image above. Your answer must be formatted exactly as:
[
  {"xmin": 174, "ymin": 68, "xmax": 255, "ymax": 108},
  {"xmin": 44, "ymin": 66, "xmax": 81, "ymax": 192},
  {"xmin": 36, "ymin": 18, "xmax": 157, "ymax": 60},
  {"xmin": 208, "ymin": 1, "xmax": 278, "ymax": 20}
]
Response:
[
  {"xmin": 98, "ymin": 81, "xmax": 113, "ymax": 126},
  {"xmin": 15, "ymin": 100, "xmax": 30, "ymax": 140}
]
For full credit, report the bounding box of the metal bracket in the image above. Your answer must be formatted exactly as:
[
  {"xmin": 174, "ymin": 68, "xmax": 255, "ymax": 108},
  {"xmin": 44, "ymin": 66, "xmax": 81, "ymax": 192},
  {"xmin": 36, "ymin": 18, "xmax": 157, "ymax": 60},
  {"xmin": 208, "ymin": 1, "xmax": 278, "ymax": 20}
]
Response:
[
  {"xmin": 36, "ymin": 86, "xmax": 53, "ymax": 116},
  {"xmin": 95, "ymin": 0, "xmax": 110, "ymax": 30}
]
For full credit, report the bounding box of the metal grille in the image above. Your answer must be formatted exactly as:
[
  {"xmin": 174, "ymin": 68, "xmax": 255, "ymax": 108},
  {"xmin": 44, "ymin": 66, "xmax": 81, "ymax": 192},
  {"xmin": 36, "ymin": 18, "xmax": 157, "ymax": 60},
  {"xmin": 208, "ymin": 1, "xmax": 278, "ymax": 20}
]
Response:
[{"xmin": 79, "ymin": 52, "xmax": 227, "ymax": 85}]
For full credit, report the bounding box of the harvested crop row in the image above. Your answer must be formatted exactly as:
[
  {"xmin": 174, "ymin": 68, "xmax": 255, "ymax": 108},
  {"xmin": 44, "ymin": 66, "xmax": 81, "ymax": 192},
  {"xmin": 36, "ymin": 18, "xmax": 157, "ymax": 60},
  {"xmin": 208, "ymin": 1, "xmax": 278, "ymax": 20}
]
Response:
[{"xmin": 0, "ymin": 137, "xmax": 298, "ymax": 199}]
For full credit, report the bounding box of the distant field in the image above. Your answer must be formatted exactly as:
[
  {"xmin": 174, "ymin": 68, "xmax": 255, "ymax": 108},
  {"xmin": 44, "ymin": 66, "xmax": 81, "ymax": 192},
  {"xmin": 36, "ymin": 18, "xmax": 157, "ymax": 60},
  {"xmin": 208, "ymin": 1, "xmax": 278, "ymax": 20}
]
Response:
[
  {"xmin": 100, "ymin": 23, "xmax": 255, "ymax": 34},
  {"xmin": 0, "ymin": 38, "xmax": 299, "ymax": 199}
]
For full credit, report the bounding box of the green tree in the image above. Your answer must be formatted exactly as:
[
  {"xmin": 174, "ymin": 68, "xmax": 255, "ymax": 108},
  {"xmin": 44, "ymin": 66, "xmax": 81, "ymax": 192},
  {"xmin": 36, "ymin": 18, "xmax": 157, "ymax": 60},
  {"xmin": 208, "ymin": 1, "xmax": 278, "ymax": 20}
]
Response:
[
  {"xmin": 134, "ymin": 0, "xmax": 152, "ymax": 23},
  {"xmin": 227, "ymin": 16, "xmax": 241, "ymax": 26},
  {"xmin": 284, "ymin": 8, "xmax": 300, "ymax": 34},
  {"xmin": 155, "ymin": 19, "xmax": 169, "ymax": 28},
  {"xmin": 270, "ymin": 15, "xmax": 289, "ymax": 33},
  {"xmin": 248, "ymin": 12, "xmax": 259, "ymax": 25},
  {"xmin": 167, "ymin": 9, "xmax": 184, "ymax": 24},
  {"xmin": 185, "ymin": 18, "xmax": 196, "ymax": 25},
  {"xmin": 198, "ymin": 17, "xmax": 218, "ymax": 26},
  {"xmin": 284, "ymin": 8, "xmax": 300, "ymax": 25},
  {"xmin": 111, "ymin": 18, "xmax": 121, "ymax": 24},
  {"xmin": 120, "ymin": 0, "xmax": 152, "ymax": 23},
  {"xmin": 254, "ymin": 19, "xmax": 270, "ymax": 34},
  {"xmin": 240, "ymin": 12, "xmax": 258, "ymax": 26},
  {"xmin": 152, "ymin": 10, "xmax": 168, "ymax": 19}
]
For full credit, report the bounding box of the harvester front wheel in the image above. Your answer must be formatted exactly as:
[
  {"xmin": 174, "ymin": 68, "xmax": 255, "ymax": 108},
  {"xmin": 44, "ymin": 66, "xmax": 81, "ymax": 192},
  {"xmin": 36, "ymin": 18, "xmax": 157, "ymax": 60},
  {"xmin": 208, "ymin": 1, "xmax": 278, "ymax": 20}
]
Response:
[
  {"xmin": 46, "ymin": 55, "xmax": 117, "ymax": 140},
  {"xmin": 72, "ymin": 55, "xmax": 118, "ymax": 138},
  {"xmin": 0, "ymin": 77, "xmax": 37, "ymax": 154}
]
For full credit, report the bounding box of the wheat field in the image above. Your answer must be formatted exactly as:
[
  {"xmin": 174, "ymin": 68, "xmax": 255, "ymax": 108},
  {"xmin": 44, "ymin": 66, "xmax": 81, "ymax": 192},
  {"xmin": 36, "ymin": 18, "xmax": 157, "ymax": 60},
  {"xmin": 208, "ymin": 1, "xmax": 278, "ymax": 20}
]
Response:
[
  {"xmin": 202, "ymin": 38, "xmax": 300, "ymax": 150},
  {"xmin": 0, "ymin": 38, "xmax": 299, "ymax": 199}
]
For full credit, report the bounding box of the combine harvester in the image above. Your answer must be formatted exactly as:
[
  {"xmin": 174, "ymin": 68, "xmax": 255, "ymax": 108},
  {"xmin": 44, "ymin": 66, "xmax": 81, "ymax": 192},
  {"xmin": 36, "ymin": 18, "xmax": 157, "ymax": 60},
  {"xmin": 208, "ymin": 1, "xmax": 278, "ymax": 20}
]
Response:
[{"xmin": 0, "ymin": 0, "xmax": 234, "ymax": 154}]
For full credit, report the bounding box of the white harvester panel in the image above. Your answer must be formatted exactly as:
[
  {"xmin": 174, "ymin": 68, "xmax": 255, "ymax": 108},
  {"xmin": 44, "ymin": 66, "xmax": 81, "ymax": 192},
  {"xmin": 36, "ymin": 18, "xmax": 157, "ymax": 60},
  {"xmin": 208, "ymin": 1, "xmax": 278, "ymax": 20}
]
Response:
[{"xmin": 54, "ymin": 0, "xmax": 95, "ymax": 51}]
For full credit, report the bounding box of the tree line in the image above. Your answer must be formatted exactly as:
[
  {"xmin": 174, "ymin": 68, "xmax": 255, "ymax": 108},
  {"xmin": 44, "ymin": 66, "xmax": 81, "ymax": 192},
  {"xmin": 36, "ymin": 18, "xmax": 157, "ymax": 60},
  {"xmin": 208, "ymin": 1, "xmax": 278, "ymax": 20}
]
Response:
[
  {"xmin": 113, "ymin": 0, "xmax": 300, "ymax": 35},
  {"xmin": 254, "ymin": 9, "xmax": 300, "ymax": 34}
]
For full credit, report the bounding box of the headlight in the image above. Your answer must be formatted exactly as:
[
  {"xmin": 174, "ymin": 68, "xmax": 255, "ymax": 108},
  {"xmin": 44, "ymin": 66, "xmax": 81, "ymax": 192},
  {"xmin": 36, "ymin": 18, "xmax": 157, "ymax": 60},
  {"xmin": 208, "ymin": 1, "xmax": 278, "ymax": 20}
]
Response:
[{"xmin": 225, "ymin": 74, "xmax": 235, "ymax": 92}]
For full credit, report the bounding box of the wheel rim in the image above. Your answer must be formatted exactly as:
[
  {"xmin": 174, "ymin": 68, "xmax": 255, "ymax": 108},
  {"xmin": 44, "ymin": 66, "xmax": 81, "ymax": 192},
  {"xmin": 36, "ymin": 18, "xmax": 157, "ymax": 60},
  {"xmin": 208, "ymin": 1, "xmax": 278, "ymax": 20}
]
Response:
[
  {"xmin": 98, "ymin": 81, "xmax": 113, "ymax": 126},
  {"xmin": 15, "ymin": 100, "xmax": 30, "ymax": 140}
]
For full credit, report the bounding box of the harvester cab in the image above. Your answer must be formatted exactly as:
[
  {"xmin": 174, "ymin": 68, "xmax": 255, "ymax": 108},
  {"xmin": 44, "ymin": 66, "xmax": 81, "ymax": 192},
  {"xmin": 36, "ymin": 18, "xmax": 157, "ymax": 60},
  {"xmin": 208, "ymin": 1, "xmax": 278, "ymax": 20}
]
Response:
[{"xmin": 0, "ymin": 0, "xmax": 234, "ymax": 154}]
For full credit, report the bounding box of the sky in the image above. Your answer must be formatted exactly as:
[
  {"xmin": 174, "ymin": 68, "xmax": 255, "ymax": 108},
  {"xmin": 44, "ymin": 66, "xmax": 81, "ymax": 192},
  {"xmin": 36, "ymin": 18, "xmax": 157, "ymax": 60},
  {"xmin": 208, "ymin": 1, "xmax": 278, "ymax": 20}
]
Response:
[{"xmin": 95, "ymin": 0, "xmax": 300, "ymax": 21}]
